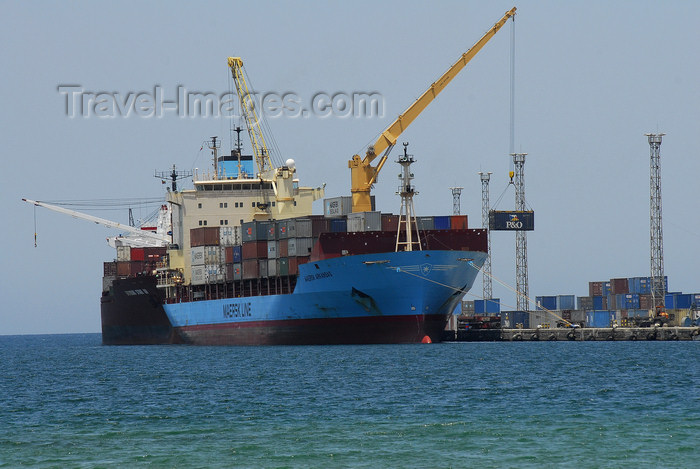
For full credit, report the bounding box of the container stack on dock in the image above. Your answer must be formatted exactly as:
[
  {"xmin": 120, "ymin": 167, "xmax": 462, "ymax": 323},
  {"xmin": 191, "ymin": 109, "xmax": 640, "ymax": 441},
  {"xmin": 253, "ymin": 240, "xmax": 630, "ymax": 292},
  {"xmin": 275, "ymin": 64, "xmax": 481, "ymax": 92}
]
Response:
[{"xmin": 449, "ymin": 273, "xmax": 698, "ymax": 340}]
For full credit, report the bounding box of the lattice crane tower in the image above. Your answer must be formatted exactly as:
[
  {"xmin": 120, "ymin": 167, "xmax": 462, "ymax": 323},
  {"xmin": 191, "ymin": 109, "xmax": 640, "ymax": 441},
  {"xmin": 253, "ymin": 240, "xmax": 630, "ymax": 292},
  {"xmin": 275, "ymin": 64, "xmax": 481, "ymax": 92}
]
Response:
[
  {"xmin": 478, "ymin": 172, "xmax": 493, "ymax": 300},
  {"xmin": 512, "ymin": 153, "xmax": 529, "ymax": 311},
  {"xmin": 646, "ymin": 133, "xmax": 666, "ymax": 311}
]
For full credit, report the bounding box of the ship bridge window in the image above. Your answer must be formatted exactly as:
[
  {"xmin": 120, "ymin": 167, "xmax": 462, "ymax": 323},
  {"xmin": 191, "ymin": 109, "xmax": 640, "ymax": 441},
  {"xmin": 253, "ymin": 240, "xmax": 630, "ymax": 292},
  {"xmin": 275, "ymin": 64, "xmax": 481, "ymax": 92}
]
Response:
[
  {"xmin": 242, "ymin": 184, "xmax": 251, "ymax": 191},
  {"xmin": 223, "ymin": 184, "xmax": 232, "ymax": 190},
  {"xmin": 214, "ymin": 184, "xmax": 222, "ymax": 191},
  {"xmin": 204, "ymin": 185, "xmax": 213, "ymax": 191},
  {"xmin": 231, "ymin": 184, "xmax": 241, "ymax": 191}
]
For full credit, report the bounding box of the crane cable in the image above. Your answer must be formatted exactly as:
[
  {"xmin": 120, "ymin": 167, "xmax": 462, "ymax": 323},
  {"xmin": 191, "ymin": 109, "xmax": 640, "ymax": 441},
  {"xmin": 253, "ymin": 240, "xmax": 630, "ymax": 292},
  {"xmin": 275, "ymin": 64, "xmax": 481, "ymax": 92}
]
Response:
[
  {"xmin": 33, "ymin": 204, "xmax": 37, "ymax": 248},
  {"xmin": 394, "ymin": 261, "xmax": 572, "ymax": 326}
]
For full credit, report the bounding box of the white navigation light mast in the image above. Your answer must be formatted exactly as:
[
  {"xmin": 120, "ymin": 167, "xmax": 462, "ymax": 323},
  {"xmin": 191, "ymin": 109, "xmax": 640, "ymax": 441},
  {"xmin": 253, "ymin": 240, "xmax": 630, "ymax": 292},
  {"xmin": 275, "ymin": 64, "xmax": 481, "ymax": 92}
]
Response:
[
  {"xmin": 479, "ymin": 171, "xmax": 493, "ymax": 300},
  {"xmin": 646, "ymin": 133, "xmax": 666, "ymax": 311},
  {"xmin": 512, "ymin": 153, "xmax": 528, "ymax": 311},
  {"xmin": 395, "ymin": 143, "xmax": 421, "ymax": 252}
]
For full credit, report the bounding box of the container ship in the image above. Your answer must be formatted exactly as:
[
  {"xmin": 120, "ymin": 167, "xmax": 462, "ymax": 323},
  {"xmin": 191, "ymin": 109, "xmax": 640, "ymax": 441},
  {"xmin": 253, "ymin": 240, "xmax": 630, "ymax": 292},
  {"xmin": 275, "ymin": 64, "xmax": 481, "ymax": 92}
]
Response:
[
  {"xmin": 95, "ymin": 140, "xmax": 487, "ymax": 345},
  {"xmin": 25, "ymin": 9, "xmax": 516, "ymax": 345}
]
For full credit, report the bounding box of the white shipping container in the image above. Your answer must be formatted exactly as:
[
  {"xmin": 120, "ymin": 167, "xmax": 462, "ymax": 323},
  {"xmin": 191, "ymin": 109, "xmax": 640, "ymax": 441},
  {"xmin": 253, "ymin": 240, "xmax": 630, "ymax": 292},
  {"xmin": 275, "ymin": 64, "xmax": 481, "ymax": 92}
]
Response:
[
  {"xmin": 204, "ymin": 246, "xmax": 224, "ymax": 265},
  {"xmin": 191, "ymin": 246, "xmax": 206, "ymax": 266},
  {"xmin": 205, "ymin": 264, "xmax": 225, "ymax": 283},
  {"xmin": 324, "ymin": 196, "xmax": 352, "ymax": 218},
  {"xmin": 287, "ymin": 219, "xmax": 312, "ymax": 238},
  {"xmin": 116, "ymin": 246, "xmax": 131, "ymax": 261},
  {"xmin": 347, "ymin": 211, "xmax": 381, "ymax": 232},
  {"xmin": 267, "ymin": 240, "xmax": 279, "ymax": 259},
  {"xmin": 219, "ymin": 226, "xmax": 242, "ymax": 246},
  {"xmin": 191, "ymin": 265, "xmax": 206, "ymax": 285},
  {"xmin": 102, "ymin": 276, "xmax": 115, "ymax": 292},
  {"xmin": 288, "ymin": 237, "xmax": 314, "ymax": 257},
  {"xmin": 267, "ymin": 258, "xmax": 278, "ymax": 277}
]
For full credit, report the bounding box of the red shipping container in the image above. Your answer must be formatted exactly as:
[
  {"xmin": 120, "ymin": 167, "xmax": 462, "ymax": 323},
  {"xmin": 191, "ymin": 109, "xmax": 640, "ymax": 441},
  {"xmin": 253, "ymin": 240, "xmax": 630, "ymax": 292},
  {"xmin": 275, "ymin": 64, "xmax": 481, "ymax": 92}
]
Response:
[
  {"xmin": 242, "ymin": 259, "xmax": 259, "ymax": 279},
  {"xmin": 104, "ymin": 261, "xmax": 117, "ymax": 276},
  {"xmin": 242, "ymin": 240, "xmax": 268, "ymax": 260},
  {"xmin": 381, "ymin": 214, "xmax": 399, "ymax": 232},
  {"xmin": 288, "ymin": 256, "xmax": 311, "ymax": 275},
  {"xmin": 116, "ymin": 260, "xmax": 145, "ymax": 277},
  {"xmin": 190, "ymin": 227, "xmax": 221, "ymax": 247},
  {"xmin": 610, "ymin": 278, "xmax": 629, "ymax": 295},
  {"xmin": 225, "ymin": 246, "xmax": 234, "ymax": 264},
  {"xmin": 309, "ymin": 215, "xmax": 331, "ymax": 237},
  {"xmin": 589, "ymin": 281, "xmax": 604, "ymax": 297},
  {"xmin": 144, "ymin": 246, "xmax": 167, "ymax": 259},
  {"xmin": 279, "ymin": 238, "xmax": 289, "ymax": 258},
  {"xmin": 130, "ymin": 248, "xmax": 145, "ymax": 261},
  {"xmin": 450, "ymin": 215, "xmax": 468, "ymax": 230}
]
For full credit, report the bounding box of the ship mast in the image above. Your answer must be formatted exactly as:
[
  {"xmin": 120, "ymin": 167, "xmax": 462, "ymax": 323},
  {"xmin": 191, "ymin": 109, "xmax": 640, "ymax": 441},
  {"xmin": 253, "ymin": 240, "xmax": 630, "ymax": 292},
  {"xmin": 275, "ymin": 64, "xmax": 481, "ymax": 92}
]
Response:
[{"xmin": 395, "ymin": 143, "xmax": 421, "ymax": 252}]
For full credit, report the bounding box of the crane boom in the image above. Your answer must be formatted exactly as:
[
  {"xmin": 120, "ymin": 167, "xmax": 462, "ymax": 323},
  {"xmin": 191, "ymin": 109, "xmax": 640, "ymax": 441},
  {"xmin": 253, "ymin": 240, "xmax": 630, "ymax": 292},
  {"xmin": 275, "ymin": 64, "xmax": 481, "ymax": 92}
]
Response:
[
  {"xmin": 228, "ymin": 57, "xmax": 275, "ymax": 177},
  {"xmin": 22, "ymin": 198, "xmax": 171, "ymax": 243},
  {"xmin": 349, "ymin": 7, "xmax": 516, "ymax": 212}
]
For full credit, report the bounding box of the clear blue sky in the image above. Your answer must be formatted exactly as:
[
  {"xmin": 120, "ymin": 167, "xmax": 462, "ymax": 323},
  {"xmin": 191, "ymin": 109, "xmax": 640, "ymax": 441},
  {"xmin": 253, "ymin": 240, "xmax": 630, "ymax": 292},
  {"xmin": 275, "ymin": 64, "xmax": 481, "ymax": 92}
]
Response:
[{"xmin": 2, "ymin": 1, "xmax": 699, "ymax": 334}]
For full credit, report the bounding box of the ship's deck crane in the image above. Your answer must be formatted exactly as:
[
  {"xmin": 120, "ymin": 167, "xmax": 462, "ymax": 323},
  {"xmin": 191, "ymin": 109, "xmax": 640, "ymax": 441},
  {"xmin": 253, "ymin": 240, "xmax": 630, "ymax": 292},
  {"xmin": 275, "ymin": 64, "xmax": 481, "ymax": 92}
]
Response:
[
  {"xmin": 22, "ymin": 198, "xmax": 171, "ymax": 246},
  {"xmin": 348, "ymin": 7, "xmax": 516, "ymax": 213},
  {"xmin": 228, "ymin": 57, "xmax": 275, "ymax": 178}
]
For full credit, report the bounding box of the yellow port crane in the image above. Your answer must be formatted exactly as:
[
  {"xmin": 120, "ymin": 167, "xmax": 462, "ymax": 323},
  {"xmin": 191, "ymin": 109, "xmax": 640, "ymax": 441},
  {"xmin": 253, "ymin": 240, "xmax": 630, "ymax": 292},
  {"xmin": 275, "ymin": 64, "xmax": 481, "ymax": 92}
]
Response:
[
  {"xmin": 228, "ymin": 57, "xmax": 275, "ymax": 177},
  {"xmin": 348, "ymin": 7, "xmax": 516, "ymax": 213}
]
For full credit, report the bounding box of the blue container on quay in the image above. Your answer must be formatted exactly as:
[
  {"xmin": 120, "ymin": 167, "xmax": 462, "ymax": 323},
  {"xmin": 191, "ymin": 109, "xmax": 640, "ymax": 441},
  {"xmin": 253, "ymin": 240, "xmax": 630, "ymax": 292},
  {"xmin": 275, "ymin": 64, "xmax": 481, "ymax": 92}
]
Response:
[
  {"xmin": 616, "ymin": 293, "xmax": 640, "ymax": 310},
  {"xmin": 502, "ymin": 311, "xmax": 529, "ymax": 329},
  {"xmin": 676, "ymin": 294, "xmax": 692, "ymax": 309},
  {"xmin": 536, "ymin": 296, "xmax": 557, "ymax": 311},
  {"xmin": 665, "ymin": 293, "xmax": 677, "ymax": 309},
  {"xmin": 586, "ymin": 310, "xmax": 615, "ymax": 328},
  {"xmin": 602, "ymin": 282, "xmax": 612, "ymax": 296},
  {"xmin": 627, "ymin": 309, "xmax": 650, "ymax": 318},
  {"xmin": 593, "ymin": 296, "xmax": 605, "ymax": 310},
  {"xmin": 557, "ymin": 295, "xmax": 575, "ymax": 311},
  {"xmin": 475, "ymin": 298, "xmax": 500, "ymax": 314}
]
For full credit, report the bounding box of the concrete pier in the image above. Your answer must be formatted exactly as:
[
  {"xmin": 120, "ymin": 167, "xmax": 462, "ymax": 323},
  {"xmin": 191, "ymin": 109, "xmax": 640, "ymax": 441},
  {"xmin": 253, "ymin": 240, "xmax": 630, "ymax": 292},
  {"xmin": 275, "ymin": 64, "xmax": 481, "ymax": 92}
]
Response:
[{"xmin": 445, "ymin": 326, "xmax": 700, "ymax": 342}]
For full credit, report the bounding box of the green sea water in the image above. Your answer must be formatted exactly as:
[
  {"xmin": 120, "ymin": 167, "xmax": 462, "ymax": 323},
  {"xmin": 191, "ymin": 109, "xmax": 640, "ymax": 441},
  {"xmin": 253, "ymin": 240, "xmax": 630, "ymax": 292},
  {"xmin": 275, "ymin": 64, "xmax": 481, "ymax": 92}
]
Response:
[{"xmin": 0, "ymin": 334, "xmax": 698, "ymax": 467}]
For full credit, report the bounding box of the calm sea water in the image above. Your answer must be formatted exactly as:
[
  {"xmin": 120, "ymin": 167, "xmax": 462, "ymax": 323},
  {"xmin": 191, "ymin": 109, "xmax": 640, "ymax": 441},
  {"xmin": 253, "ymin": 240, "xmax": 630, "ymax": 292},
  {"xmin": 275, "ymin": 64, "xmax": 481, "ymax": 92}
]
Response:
[{"xmin": 0, "ymin": 334, "xmax": 697, "ymax": 468}]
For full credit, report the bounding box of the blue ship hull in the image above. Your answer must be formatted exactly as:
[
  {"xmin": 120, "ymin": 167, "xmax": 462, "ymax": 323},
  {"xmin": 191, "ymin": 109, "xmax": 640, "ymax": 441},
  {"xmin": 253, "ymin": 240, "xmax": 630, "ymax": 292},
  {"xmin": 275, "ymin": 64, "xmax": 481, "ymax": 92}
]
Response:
[{"xmin": 164, "ymin": 249, "xmax": 486, "ymax": 345}]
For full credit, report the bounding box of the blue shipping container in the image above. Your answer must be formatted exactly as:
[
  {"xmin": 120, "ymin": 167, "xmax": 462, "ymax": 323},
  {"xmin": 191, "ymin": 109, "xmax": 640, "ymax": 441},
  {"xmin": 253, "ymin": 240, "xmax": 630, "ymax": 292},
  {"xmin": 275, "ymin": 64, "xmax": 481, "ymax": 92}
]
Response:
[
  {"xmin": 557, "ymin": 295, "xmax": 575, "ymax": 310},
  {"xmin": 602, "ymin": 282, "xmax": 612, "ymax": 296},
  {"xmin": 475, "ymin": 298, "xmax": 500, "ymax": 314},
  {"xmin": 593, "ymin": 296, "xmax": 604, "ymax": 311},
  {"xmin": 616, "ymin": 293, "xmax": 640, "ymax": 310},
  {"xmin": 665, "ymin": 294, "xmax": 676, "ymax": 309},
  {"xmin": 433, "ymin": 216, "xmax": 451, "ymax": 230},
  {"xmin": 502, "ymin": 311, "xmax": 529, "ymax": 329},
  {"xmin": 627, "ymin": 309, "xmax": 650, "ymax": 318},
  {"xmin": 586, "ymin": 310, "xmax": 614, "ymax": 328},
  {"xmin": 676, "ymin": 294, "xmax": 692, "ymax": 309},
  {"xmin": 629, "ymin": 276, "xmax": 668, "ymax": 294},
  {"xmin": 232, "ymin": 245, "xmax": 242, "ymax": 263},
  {"xmin": 330, "ymin": 218, "xmax": 347, "ymax": 233},
  {"xmin": 536, "ymin": 296, "xmax": 557, "ymax": 311}
]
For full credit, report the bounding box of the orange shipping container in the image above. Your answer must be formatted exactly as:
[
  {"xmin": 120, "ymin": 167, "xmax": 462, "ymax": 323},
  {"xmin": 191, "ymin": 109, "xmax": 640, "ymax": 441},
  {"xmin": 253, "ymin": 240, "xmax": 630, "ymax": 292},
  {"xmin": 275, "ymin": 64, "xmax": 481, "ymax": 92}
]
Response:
[
  {"xmin": 130, "ymin": 247, "xmax": 145, "ymax": 261},
  {"xmin": 450, "ymin": 215, "xmax": 468, "ymax": 230}
]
